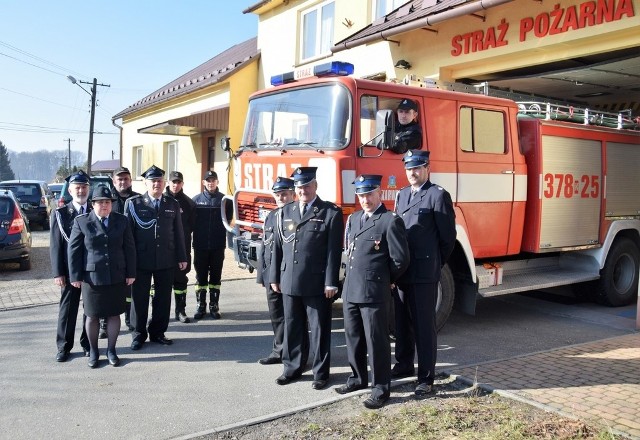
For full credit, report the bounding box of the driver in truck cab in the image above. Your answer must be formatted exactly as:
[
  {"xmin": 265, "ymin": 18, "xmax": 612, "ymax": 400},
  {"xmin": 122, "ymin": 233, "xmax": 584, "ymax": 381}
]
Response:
[{"xmin": 389, "ymin": 98, "xmax": 423, "ymax": 154}]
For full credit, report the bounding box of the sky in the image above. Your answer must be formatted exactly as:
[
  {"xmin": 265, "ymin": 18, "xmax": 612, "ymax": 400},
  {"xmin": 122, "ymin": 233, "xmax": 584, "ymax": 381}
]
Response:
[{"xmin": 0, "ymin": 0, "xmax": 259, "ymax": 164}]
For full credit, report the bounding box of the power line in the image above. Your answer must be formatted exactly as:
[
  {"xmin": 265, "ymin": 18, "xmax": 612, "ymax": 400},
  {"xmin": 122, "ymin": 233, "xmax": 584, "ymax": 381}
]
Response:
[
  {"xmin": 0, "ymin": 121, "xmax": 118, "ymax": 135},
  {"xmin": 0, "ymin": 40, "xmax": 88, "ymax": 79},
  {"xmin": 0, "ymin": 87, "xmax": 84, "ymax": 111}
]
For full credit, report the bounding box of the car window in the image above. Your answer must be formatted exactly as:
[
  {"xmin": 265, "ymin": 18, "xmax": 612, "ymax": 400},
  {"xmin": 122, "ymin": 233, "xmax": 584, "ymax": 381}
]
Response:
[{"xmin": 0, "ymin": 198, "xmax": 11, "ymax": 215}]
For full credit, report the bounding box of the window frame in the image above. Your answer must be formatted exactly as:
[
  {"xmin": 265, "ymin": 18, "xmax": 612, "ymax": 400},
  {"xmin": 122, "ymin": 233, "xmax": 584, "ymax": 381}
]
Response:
[
  {"xmin": 165, "ymin": 141, "xmax": 178, "ymax": 174},
  {"xmin": 459, "ymin": 107, "xmax": 507, "ymax": 154},
  {"xmin": 300, "ymin": 0, "xmax": 335, "ymax": 63},
  {"xmin": 132, "ymin": 146, "xmax": 143, "ymax": 178}
]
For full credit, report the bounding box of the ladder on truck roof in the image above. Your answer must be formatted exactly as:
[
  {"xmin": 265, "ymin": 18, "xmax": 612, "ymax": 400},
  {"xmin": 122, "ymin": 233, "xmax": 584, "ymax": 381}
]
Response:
[{"xmin": 401, "ymin": 75, "xmax": 640, "ymax": 131}]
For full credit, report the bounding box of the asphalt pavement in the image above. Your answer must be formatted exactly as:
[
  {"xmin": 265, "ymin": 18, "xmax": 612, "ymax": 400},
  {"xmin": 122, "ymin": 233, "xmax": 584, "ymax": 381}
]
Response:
[{"xmin": 0, "ymin": 231, "xmax": 638, "ymax": 439}]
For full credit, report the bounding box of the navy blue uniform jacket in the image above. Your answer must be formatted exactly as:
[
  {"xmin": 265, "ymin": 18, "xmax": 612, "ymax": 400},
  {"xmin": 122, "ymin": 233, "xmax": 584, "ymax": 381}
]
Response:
[
  {"xmin": 343, "ymin": 205, "xmax": 409, "ymax": 303},
  {"xmin": 395, "ymin": 180, "xmax": 456, "ymax": 284},
  {"xmin": 269, "ymin": 198, "xmax": 343, "ymax": 296},
  {"xmin": 50, "ymin": 202, "xmax": 91, "ymax": 278},
  {"xmin": 68, "ymin": 211, "xmax": 136, "ymax": 285}
]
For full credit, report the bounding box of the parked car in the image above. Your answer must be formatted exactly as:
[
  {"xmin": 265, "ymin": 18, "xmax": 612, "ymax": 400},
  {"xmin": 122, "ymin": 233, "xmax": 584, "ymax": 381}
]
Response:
[
  {"xmin": 0, "ymin": 188, "xmax": 32, "ymax": 270},
  {"xmin": 49, "ymin": 183, "xmax": 63, "ymax": 200},
  {"xmin": 57, "ymin": 175, "xmax": 116, "ymax": 208},
  {"xmin": 0, "ymin": 180, "xmax": 56, "ymax": 230}
]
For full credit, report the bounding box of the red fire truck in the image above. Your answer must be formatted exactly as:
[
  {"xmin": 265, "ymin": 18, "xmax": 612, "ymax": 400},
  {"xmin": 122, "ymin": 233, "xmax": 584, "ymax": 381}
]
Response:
[{"xmin": 222, "ymin": 62, "xmax": 640, "ymax": 329}]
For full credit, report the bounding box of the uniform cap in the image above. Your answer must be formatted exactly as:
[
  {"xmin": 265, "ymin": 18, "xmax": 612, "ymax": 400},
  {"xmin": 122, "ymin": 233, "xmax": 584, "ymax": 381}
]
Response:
[
  {"xmin": 402, "ymin": 150, "xmax": 430, "ymax": 169},
  {"xmin": 91, "ymin": 185, "xmax": 115, "ymax": 201},
  {"xmin": 397, "ymin": 98, "xmax": 418, "ymax": 111},
  {"xmin": 141, "ymin": 165, "xmax": 165, "ymax": 179},
  {"xmin": 272, "ymin": 177, "xmax": 295, "ymax": 193},
  {"xmin": 353, "ymin": 174, "xmax": 382, "ymax": 194},
  {"xmin": 113, "ymin": 166, "xmax": 131, "ymax": 176},
  {"xmin": 65, "ymin": 170, "xmax": 90, "ymax": 185},
  {"xmin": 169, "ymin": 171, "xmax": 183, "ymax": 182},
  {"xmin": 290, "ymin": 167, "xmax": 318, "ymax": 187},
  {"xmin": 204, "ymin": 170, "xmax": 218, "ymax": 181}
]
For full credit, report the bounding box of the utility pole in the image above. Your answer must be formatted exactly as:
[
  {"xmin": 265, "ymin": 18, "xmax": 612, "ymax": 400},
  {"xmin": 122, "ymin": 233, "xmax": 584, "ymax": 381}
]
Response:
[
  {"xmin": 67, "ymin": 76, "xmax": 110, "ymax": 176},
  {"xmin": 63, "ymin": 138, "xmax": 74, "ymax": 172}
]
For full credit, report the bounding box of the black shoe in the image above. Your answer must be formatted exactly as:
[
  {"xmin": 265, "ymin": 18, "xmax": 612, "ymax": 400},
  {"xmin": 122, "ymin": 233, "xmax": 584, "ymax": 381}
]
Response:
[
  {"xmin": 56, "ymin": 350, "xmax": 69, "ymax": 362},
  {"xmin": 127, "ymin": 324, "xmax": 135, "ymax": 331},
  {"xmin": 209, "ymin": 306, "xmax": 221, "ymax": 319},
  {"xmin": 275, "ymin": 374, "xmax": 300, "ymax": 385},
  {"xmin": 176, "ymin": 310, "xmax": 191, "ymax": 323},
  {"xmin": 335, "ymin": 383, "xmax": 367, "ymax": 395},
  {"xmin": 82, "ymin": 347, "xmax": 91, "ymax": 357},
  {"xmin": 98, "ymin": 329, "xmax": 107, "ymax": 339},
  {"xmin": 363, "ymin": 395, "xmax": 388, "ymax": 409},
  {"xmin": 194, "ymin": 308, "xmax": 206, "ymax": 320},
  {"xmin": 415, "ymin": 382, "xmax": 433, "ymax": 397},
  {"xmin": 311, "ymin": 379, "xmax": 328, "ymax": 390},
  {"xmin": 87, "ymin": 353, "xmax": 99, "ymax": 368},
  {"xmin": 107, "ymin": 351, "xmax": 120, "ymax": 367},
  {"xmin": 150, "ymin": 335, "xmax": 173, "ymax": 345},
  {"xmin": 391, "ymin": 365, "xmax": 415, "ymax": 378},
  {"xmin": 258, "ymin": 356, "xmax": 282, "ymax": 365},
  {"xmin": 130, "ymin": 340, "xmax": 143, "ymax": 351}
]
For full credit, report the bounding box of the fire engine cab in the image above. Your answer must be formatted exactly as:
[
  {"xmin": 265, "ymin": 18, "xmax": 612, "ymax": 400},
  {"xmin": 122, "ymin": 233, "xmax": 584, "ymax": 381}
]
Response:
[{"xmin": 222, "ymin": 61, "xmax": 640, "ymax": 330}]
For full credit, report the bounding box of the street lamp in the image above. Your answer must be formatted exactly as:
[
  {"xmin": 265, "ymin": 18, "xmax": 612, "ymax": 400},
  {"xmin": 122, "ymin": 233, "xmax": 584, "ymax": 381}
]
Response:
[{"xmin": 67, "ymin": 75, "xmax": 108, "ymax": 176}]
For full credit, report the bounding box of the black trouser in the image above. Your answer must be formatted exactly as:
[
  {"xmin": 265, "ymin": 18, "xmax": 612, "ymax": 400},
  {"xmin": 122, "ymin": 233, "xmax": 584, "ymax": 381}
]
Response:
[
  {"xmin": 343, "ymin": 300, "xmax": 390, "ymax": 399},
  {"xmin": 265, "ymin": 285, "xmax": 285, "ymax": 359},
  {"xmin": 131, "ymin": 268, "xmax": 174, "ymax": 343},
  {"xmin": 56, "ymin": 281, "xmax": 88, "ymax": 353},
  {"xmin": 282, "ymin": 294, "xmax": 331, "ymax": 381},
  {"xmin": 194, "ymin": 248, "xmax": 225, "ymax": 290},
  {"xmin": 394, "ymin": 282, "xmax": 437, "ymax": 385},
  {"xmin": 173, "ymin": 253, "xmax": 192, "ymax": 292}
]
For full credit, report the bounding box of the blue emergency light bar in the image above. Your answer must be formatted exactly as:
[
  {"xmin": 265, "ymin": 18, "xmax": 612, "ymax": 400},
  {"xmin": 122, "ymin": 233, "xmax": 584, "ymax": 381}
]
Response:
[{"xmin": 270, "ymin": 61, "xmax": 354, "ymax": 86}]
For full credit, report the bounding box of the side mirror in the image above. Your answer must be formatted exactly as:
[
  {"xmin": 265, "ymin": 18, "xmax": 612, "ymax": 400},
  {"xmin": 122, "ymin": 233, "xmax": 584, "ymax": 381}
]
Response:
[
  {"xmin": 375, "ymin": 110, "xmax": 395, "ymax": 150},
  {"xmin": 220, "ymin": 137, "xmax": 231, "ymax": 152}
]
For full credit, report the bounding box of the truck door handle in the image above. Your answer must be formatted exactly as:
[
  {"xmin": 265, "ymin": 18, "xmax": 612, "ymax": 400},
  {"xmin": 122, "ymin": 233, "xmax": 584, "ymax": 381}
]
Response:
[{"xmin": 501, "ymin": 170, "xmax": 515, "ymax": 174}]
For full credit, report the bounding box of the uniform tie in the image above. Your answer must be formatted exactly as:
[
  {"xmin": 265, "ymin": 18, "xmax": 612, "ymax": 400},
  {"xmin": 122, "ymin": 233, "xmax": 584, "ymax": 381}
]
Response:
[
  {"xmin": 79, "ymin": 206, "xmax": 84, "ymax": 215},
  {"xmin": 100, "ymin": 216, "xmax": 108, "ymax": 229},
  {"xmin": 154, "ymin": 199, "xmax": 160, "ymax": 211},
  {"xmin": 409, "ymin": 189, "xmax": 418, "ymax": 203},
  {"xmin": 301, "ymin": 203, "xmax": 308, "ymax": 216},
  {"xmin": 360, "ymin": 213, "xmax": 369, "ymax": 228}
]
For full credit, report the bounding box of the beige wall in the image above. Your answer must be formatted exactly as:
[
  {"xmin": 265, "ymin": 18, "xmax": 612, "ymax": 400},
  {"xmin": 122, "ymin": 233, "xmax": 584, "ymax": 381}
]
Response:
[{"xmin": 255, "ymin": 0, "xmax": 639, "ymax": 88}]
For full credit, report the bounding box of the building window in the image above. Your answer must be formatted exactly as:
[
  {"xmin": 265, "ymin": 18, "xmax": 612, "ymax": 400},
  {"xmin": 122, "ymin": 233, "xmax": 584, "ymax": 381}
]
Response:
[
  {"xmin": 301, "ymin": 1, "xmax": 335, "ymax": 61},
  {"xmin": 459, "ymin": 107, "xmax": 506, "ymax": 154},
  {"xmin": 373, "ymin": 0, "xmax": 407, "ymax": 20},
  {"xmin": 132, "ymin": 146, "xmax": 143, "ymax": 177},
  {"xmin": 166, "ymin": 141, "xmax": 178, "ymax": 173}
]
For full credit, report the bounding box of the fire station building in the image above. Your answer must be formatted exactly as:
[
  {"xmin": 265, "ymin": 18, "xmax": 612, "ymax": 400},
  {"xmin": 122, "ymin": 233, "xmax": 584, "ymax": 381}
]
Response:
[{"xmin": 112, "ymin": 0, "xmax": 639, "ymax": 193}]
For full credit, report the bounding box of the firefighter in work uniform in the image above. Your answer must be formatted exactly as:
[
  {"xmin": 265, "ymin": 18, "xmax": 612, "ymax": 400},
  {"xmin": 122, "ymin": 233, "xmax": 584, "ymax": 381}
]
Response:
[
  {"xmin": 191, "ymin": 170, "xmax": 232, "ymax": 320},
  {"xmin": 389, "ymin": 98, "xmax": 422, "ymax": 154},
  {"xmin": 337, "ymin": 174, "xmax": 410, "ymax": 409},
  {"xmin": 125, "ymin": 165, "xmax": 187, "ymax": 350},
  {"xmin": 393, "ymin": 150, "xmax": 456, "ymax": 397},
  {"xmin": 111, "ymin": 166, "xmax": 140, "ymax": 331},
  {"xmin": 164, "ymin": 171, "xmax": 196, "ymax": 323}
]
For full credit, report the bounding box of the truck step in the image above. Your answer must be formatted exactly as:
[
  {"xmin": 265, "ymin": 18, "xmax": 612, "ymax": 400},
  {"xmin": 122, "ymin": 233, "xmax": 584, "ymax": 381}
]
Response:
[{"xmin": 479, "ymin": 268, "xmax": 599, "ymax": 297}]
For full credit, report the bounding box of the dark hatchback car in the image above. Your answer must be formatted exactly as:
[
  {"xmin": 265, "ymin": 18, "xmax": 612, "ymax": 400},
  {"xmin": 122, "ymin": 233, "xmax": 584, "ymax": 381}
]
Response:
[
  {"xmin": 0, "ymin": 188, "xmax": 32, "ymax": 270},
  {"xmin": 57, "ymin": 175, "xmax": 116, "ymax": 207},
  {"xmin": 0, "ymin": 180, "xmax": 56, "ymax": 230}
]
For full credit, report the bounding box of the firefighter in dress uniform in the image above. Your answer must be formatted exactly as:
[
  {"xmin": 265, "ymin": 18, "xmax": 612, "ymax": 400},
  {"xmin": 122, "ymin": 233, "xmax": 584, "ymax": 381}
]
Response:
[
  {"xmin": 336, "ymin": 174, "xmax": 410, "ymax": 409},
  {"xmin": 256, "ymin": 177, "xmax": 309, "ymax": 366},
  {"xmin": 111, "ymin": 166, "xmax": 140, "ymax": 331},
  {"xmin": 392, "ymin": 150, "xmax": 456, "ymax": 397},
  {"xmin": 51, "ymin": 170, "xmax": 91, "ymax": 362},
  {"xmin": 164, "ymin": 171, "xmax": 196, "ymax": 323},
  {"xmin": 125, "ymin": 165, "xmax": 187, "ymax": 351},
  {"xmin": 269, "ymin": 167, "xmax": 343, "ymax": 390}
]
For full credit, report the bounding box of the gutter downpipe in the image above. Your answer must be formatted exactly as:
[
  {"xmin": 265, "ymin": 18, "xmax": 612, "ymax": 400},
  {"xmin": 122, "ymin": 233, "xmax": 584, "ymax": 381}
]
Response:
[
  {"xmin": 111, "ymin": 117, "xmax": 123, "ymax": 166},
  {"xmin": 331, "ymin": 0, "xmax": 514, "ymax": 53}
]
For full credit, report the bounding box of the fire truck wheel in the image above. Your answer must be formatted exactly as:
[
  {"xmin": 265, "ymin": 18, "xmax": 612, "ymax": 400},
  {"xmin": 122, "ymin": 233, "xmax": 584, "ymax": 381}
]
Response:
[
  {"xmin": 595, "ymin": 237, "xmax": 640, "ymax": 307},
  {"xmin": 436, "ymin": 264, "xmax": 455, "ymax": 331}
]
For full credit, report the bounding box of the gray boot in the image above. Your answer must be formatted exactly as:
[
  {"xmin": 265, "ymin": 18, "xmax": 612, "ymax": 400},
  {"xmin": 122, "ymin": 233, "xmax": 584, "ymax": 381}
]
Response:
[
  {"xmin": 209, "ymin": 289, "xmax": 221, "ymax": 319},
  {"xmin": 193, "ymin": 289, "xmax": 207, "ymax": 320}
]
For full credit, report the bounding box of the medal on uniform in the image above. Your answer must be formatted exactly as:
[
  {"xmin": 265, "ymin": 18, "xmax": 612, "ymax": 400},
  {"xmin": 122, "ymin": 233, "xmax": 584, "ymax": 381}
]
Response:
[
  {"xmin": 288, "ymin": 224, "xmax": 294, "ymax": 230},
  {"xmin": 374, "ymin": 240, "xmax": 380, "ymax": 251}
]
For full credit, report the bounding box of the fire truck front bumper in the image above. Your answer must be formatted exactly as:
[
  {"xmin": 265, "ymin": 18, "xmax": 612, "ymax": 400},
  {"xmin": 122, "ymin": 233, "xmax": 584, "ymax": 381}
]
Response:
[{"xmin": 231, "ymin": 232, "xmax": 262, "ymax": 273}]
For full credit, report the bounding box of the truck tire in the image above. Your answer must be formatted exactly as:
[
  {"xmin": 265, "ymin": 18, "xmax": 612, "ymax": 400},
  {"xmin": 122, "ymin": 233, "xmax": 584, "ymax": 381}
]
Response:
[
  {"xmin": 436, "ymin": 264, "xmax": 454, "ymax": 331},
  {"xmin": 595, "ymin": 237, "xmax": 639, "ymax": 306}
]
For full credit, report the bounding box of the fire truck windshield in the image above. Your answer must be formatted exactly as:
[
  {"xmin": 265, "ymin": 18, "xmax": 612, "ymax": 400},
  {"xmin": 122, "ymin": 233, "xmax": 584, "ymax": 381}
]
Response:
[{"xmin": 240, "ymin": 84, "xmax": 352, "ymax": 152}]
